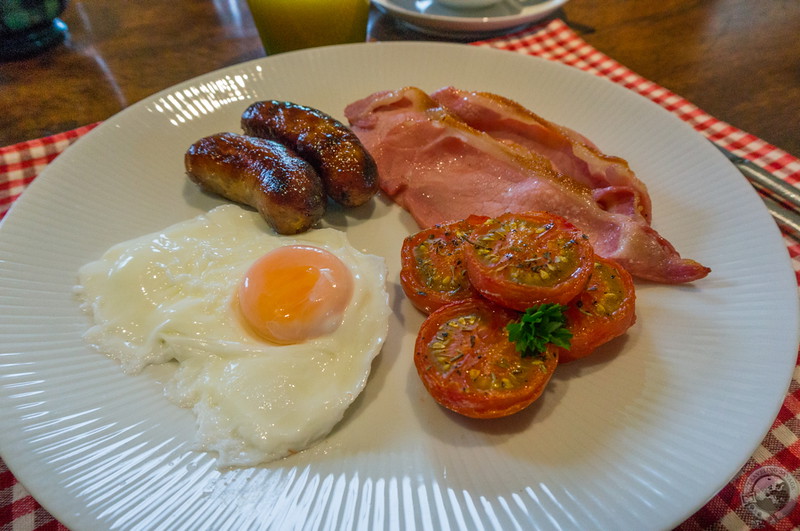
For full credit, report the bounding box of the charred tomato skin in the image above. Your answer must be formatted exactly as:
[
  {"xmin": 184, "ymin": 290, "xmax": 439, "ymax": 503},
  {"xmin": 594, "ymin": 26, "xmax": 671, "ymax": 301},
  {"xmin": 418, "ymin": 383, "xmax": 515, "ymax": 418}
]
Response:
[
  {"xmin": 558, "ymin": 255, "xmax": 636, "ymax": 363},
  {"xmin": 414, "ymin": 298, "xmax": 559, "ymax": 419},
  {"xmin": 463, "ymin": 211, "xmax": 595, "ymax": 311},
  {"xmin": 400, "ymin": 216, "xmax": 488, "ymax": 314}
]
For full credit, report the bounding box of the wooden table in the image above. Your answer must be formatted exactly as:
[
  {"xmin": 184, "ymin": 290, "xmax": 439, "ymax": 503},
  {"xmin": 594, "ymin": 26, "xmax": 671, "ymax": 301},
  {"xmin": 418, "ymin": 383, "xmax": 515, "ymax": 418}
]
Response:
[{"xmin": 1, "ymin": 0, "xmax": 798, "ymax": 154}]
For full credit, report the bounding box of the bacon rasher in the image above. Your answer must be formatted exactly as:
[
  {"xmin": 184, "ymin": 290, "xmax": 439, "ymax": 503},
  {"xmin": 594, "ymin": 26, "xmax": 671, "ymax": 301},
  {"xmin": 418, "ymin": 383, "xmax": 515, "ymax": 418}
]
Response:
[
  {"xmin": 430, "ymin": 86, "xmax": 652, "ymax": 224},
  {"xmin": 344, "ymin": 87, "xmax": 710, "ymax": 284}
]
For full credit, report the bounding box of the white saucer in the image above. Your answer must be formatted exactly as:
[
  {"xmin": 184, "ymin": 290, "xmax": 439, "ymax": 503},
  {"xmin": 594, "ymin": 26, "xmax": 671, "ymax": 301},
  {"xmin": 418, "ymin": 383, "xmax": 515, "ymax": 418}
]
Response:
[{"xmin": 371, "ymin": 0, "xmax": 569, "ymax": 38}]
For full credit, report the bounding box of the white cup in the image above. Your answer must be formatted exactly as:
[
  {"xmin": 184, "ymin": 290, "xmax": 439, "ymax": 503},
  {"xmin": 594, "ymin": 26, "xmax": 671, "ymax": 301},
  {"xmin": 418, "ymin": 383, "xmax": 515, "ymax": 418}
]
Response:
[{"xmin": 435, "ymin": 0, "xmax": 502, "ymax": 9}]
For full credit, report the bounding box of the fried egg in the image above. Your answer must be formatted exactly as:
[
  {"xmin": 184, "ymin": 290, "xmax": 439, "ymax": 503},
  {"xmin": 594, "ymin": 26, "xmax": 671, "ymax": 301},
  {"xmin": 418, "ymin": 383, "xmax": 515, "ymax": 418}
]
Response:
[{"xmin": 75, "ymin": 205, "xmax": 390, "ymax": 466}]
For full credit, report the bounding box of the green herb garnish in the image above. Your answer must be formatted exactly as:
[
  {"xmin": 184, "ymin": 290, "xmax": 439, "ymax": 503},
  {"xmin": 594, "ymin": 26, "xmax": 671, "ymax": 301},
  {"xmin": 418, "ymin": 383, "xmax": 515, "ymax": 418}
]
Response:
[{"xmin": 506, "ymin": 304, "xmax": 572, "ymax": 358}]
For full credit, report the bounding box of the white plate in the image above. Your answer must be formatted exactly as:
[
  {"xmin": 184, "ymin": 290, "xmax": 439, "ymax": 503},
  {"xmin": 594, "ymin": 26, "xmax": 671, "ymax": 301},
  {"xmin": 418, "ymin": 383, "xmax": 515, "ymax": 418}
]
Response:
[
  {"xmin": 371, "ymin": 0, "xmax": 569, "ymax": 37},
  {"xmin": 1, "ymin": 42, "xmax": 798, "ymax": 530}
]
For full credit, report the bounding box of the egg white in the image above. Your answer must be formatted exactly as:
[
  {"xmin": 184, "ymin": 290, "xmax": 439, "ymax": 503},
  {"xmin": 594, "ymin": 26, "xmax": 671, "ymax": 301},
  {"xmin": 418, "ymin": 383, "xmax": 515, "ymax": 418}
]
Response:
[{"xmin": 75, "ymin": 205, "xmax": 390, "ymax": 466}]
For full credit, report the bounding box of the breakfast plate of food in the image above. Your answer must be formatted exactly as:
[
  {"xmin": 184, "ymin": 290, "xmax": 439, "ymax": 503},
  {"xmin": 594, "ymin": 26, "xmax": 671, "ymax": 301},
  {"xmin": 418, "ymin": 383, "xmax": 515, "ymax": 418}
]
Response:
[
  {"xmin": 371, "ymin": 0, "xmax": 569, "ymax": 37},
  {"xmin": 0, "ymin": 42, "xmax": 797, "ymax": 530}
]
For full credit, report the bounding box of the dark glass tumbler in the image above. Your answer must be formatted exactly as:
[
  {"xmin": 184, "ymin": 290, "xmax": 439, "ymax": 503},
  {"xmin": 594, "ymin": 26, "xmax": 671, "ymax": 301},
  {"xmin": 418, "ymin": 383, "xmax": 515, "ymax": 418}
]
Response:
[{"xmin": 0, "ymin": 0, "xmax": 69, "ymax": 60}]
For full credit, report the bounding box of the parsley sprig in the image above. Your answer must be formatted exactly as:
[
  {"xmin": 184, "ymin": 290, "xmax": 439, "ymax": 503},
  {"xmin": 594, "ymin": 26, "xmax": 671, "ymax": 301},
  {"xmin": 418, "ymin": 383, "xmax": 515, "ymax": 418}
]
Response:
[{"xmin": 506, "ymin": 304, "xmax": 572, "ymax": 358}]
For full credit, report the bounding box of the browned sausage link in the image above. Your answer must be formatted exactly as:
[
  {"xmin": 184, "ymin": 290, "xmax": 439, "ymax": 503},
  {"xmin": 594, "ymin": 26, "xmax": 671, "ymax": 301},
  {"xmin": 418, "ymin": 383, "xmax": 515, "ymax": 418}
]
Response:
[
  {"xmin": 241, "ymin": 101, "xmax": 379, "ymax": 208},
  {"xmin": 184, "ymin": 132, "xmax": 326, "ymax": 235}
]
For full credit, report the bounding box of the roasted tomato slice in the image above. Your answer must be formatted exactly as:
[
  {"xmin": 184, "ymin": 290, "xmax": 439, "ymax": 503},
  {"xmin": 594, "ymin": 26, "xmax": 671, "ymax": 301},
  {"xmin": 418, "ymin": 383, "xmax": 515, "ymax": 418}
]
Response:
[
  {"xmin": 558, "ymin": 255, "xmax": 636, "ymax": 363},
  {"xmin": 463, "ymin": 212, "xmax": 594, "ymax": 311},
  {"xmin": 400, "ymin": 216, "xmax": 488, "ymax": 314},
  {"xmin": 414, "ymin": 298, "xmax": 558, "ymax": 419}
]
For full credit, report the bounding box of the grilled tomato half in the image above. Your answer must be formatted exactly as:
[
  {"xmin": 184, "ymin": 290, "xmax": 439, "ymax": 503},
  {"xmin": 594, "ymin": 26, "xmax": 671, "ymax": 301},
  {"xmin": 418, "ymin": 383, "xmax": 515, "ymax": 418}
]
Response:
[{"xmin": 414, "ymin": 298, "xmax": 558, "ymax": 419}]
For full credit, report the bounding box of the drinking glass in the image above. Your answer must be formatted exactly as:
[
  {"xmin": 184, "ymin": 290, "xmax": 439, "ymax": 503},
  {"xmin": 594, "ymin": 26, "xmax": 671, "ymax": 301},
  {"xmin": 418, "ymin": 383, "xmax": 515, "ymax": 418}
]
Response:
[
  {"xmin": 246, "ymin": 0, "xmax": 370, "ymax": 56},
  {"xmin": 0, "ymin": 0, "xmax": 69, "ymax": 60}
]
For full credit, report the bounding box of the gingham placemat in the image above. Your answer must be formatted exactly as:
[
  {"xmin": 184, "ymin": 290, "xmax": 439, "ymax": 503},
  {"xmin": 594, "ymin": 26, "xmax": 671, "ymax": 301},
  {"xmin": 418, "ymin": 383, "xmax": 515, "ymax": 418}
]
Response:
[{"xmin": 2, "ymin": 18, "xmax": 799, "ymax": 531}]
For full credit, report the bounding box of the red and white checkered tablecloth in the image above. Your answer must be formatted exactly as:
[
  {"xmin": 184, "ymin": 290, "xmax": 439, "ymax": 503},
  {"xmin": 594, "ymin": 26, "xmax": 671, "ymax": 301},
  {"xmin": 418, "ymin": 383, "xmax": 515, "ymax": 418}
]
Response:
[{"xmin": 2, "ymin": 18, "xmax": 799, "ymax": 531}]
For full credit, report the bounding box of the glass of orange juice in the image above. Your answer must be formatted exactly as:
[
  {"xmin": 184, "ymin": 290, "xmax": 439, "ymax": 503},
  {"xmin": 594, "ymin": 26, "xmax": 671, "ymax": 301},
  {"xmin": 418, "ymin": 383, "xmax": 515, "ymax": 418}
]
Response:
[{"xmin": 246, "ymin": 0, "xmax": 370, "ymax": 56}]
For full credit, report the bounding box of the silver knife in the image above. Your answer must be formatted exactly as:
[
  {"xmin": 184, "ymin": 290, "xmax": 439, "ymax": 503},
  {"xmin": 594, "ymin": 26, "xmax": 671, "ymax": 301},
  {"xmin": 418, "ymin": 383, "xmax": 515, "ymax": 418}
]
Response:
[{"xmin": 714, "ymin": 144, "xmax": 800, "ymax": 238}]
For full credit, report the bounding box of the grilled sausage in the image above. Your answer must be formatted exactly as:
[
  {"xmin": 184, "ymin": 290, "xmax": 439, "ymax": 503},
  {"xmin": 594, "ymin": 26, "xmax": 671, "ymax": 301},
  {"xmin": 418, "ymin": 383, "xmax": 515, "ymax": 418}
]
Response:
[
  {"xmin": 241, "ymin": 101, "xmax": 379, "ymax": 208},
  {"xmin": 185, "ymin": 132, "xmax": 325, "ymax": 235}
]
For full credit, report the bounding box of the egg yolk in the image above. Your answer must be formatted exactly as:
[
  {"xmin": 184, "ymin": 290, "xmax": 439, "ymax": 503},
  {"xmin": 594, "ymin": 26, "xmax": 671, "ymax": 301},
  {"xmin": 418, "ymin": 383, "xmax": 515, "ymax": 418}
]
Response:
[{"xmin": 237, "ymin": 245, "xmax": 354, "ymax": 344}]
